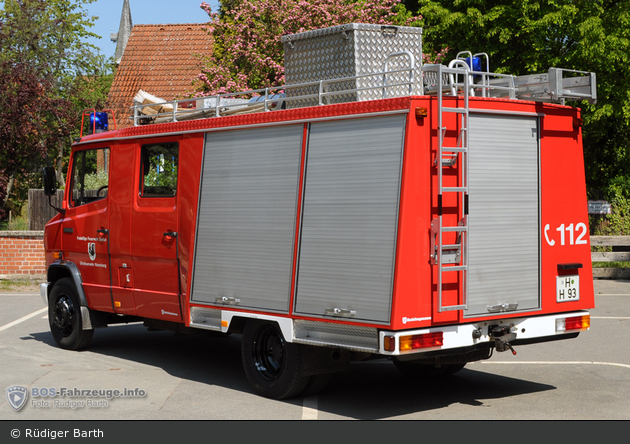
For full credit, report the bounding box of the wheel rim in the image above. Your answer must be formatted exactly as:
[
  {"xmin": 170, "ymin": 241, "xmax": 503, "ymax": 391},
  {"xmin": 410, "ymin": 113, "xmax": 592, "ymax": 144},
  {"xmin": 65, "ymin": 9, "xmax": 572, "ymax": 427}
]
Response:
[
  {"xmin": 252, "ymin": 325, "xmax": 285, "ymax": 381},
  {"xmin": 53, "ymin": 294, "xmax": 75, "ymax": 337}
]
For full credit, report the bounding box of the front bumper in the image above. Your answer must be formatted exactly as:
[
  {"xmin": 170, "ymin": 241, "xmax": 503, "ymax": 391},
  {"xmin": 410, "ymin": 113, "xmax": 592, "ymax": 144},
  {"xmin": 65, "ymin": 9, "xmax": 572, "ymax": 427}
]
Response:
[{"xmin": 40, "ymin": 282, "xmax": 50, "ymax": 306}]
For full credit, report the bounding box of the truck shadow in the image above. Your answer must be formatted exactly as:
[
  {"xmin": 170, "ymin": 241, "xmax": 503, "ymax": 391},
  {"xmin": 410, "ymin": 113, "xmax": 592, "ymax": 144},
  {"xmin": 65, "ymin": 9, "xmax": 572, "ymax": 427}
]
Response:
[{"xmin": 29, "ymin": 324, "xmax": 554, "ymax": 419}]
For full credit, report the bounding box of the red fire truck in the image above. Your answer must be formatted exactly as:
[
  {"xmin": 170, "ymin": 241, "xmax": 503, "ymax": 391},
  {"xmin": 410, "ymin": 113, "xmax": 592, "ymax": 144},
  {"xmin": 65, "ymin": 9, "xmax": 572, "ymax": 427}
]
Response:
[{"xmin": 41, "ymin": 24, "xmax": 596, "ymax": 399}]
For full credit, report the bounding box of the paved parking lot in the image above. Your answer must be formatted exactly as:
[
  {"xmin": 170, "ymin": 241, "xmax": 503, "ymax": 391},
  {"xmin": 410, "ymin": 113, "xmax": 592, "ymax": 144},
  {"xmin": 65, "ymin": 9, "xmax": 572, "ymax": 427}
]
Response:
[{"xmin": 0, "ymin": 279, "xmax": 628, "ymax": 421}]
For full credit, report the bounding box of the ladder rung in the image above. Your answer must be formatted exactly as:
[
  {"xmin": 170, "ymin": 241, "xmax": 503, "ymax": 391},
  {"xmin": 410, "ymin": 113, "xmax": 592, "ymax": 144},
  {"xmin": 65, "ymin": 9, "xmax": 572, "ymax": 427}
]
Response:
[
  {"xmin": 440, "ymin": 265, "xmax": 467, "ymax": 272},
  {"xmin": 442, "ymin": 107, "xmax": 467, "ymax": 114},
  {"xmin": 442, "ymin": 244, "xmax": 461, "ymax": 250},
  {"xmin": 443, "ymin": 226, "xmax": 467, "ymax": 232},
  {"xmin": 443, "ymin": 187, "xmax": 468, "ymax": 193},
  {"xmin": 442, "ymin": 147, "xmax": 467, "ymax": 153}
]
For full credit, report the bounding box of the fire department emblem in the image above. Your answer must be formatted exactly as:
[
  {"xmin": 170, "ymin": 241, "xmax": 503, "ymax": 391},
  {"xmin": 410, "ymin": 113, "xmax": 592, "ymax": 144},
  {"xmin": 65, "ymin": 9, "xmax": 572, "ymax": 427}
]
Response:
[
  {"xmin": 6, "ymin": 385, "xmax": 28, "ymax": 411},
  {"xmin": 88, "ymin": 242, "xmax": 96, "ymax": 261}
]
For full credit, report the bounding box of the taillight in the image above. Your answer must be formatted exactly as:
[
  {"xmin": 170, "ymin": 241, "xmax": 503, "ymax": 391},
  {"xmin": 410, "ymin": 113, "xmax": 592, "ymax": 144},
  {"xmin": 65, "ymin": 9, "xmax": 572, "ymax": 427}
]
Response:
[
  {"xmin": 399, "ymin": 332, "xmax": 443, "ymax": 352},
  {"xmin": 384, "ymin": 335, "xmax": 395, "ymax": 352},
  {"xmin": 556, "ymin": 315, "xmax": 590, "ymax": 332}
]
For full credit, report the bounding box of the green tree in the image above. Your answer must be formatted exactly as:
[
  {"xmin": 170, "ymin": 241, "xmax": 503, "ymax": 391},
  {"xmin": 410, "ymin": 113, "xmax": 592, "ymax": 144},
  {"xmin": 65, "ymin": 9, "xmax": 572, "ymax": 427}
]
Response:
[
  {"xmin": 196, "ymin": 0, "xmax": 423, "ymax": 95},
  {"xmin": 0, "ymin": 0, "xmax": 113, "ymax": 218},
  {"xmin": 0, "ymin": 0, "xmax": 102, "ymax": 86},
  {"xmin": 403, "ymin": 0, "xmax": 630, "ymax": 200}
]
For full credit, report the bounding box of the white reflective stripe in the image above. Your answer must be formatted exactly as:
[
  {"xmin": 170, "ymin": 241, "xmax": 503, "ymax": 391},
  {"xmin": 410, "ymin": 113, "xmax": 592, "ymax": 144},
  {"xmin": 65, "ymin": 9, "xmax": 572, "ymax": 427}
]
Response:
[
  {"xmin": 302, "ymin": 395, "xmax": 318, "ymax": 420},
  {"xmin": 480, "ymin": 361, "xmax": 630, "ymax": 369},
  {"xmin": 0, "ymin": 307, "xmax": 47, "ymax": 332}
]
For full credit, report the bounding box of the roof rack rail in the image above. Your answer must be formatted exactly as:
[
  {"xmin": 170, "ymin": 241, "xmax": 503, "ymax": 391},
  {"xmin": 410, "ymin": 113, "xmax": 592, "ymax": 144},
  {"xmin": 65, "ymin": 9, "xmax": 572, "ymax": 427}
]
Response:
[{"xmin": 130, "ymin": 52, "xmax": 596, "ymax": 126}]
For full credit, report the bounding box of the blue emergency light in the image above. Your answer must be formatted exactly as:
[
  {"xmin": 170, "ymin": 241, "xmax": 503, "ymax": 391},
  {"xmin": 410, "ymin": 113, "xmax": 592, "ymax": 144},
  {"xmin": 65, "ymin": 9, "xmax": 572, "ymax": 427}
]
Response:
[
  {"xmin": 465, "ymin": 56, "xmax": 482, "ymax": 72},
  {"xmin": 89, "ymin": 112, "xmax": 109, "ymax": 133}
]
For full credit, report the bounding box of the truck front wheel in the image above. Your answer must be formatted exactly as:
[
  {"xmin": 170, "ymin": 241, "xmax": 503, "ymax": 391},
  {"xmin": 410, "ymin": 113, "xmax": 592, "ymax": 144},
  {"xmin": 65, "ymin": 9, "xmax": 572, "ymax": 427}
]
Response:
[
  {"xmin": 241, "ymin": 321, "xmax": 309, "ymax": 399},
  {"xmin": 48, "ymin": 278, "xmax": 93, "ymax": 350}
]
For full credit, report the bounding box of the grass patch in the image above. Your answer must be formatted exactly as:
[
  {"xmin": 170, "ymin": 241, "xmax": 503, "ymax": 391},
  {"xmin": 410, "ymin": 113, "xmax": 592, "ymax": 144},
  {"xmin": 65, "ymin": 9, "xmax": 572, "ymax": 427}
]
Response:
[
  {"xmin": 0, "ymin": 279, "xmax": 41, "ymax": 293},
  {"xmin": 592, "ymin": 261, "xmax": 630, "ymax": 268},
  {"xmin": 0, "ymin": 216, "xmax": 29, "ymax": 231}
]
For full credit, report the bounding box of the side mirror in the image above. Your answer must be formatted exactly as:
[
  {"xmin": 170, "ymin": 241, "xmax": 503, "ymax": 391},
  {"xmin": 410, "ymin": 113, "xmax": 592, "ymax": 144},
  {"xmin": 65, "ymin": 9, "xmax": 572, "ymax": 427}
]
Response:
[{"xmin": 42, "ymin": 166, "xmax": 57, "ymax": 196}]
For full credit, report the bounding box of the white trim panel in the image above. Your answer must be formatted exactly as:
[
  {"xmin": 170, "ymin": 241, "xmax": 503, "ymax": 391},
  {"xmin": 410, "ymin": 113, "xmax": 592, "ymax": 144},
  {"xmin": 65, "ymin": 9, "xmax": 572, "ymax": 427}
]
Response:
[{"xmin": 379, "ymin": 311, "xmax": 589, "ymax": 355}]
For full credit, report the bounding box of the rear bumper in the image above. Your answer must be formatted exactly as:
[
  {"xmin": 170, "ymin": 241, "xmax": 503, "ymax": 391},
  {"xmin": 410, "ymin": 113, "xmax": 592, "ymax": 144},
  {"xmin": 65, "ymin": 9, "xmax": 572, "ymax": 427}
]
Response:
[{"xmin": 379, "ymin": 311, "xmax": 590, "ymax": 356}]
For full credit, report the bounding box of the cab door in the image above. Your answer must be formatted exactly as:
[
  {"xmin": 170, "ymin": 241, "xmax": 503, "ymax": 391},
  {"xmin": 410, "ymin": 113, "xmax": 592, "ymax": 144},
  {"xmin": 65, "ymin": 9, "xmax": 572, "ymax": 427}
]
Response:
[
  {"xmin": 62, "ymin": 146, "xmax": 113, "ymax": 312},
  {"xmin": 130, "ymin": 138, "xmax": 181, "ymax": 321}
]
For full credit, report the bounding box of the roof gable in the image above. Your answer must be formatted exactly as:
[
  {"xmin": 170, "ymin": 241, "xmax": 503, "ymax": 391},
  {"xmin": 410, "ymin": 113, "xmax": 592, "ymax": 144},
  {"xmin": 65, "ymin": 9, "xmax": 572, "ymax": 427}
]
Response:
[{"xmin": 106, "ymin": 23, "xmax": 212, "ymax": 128}]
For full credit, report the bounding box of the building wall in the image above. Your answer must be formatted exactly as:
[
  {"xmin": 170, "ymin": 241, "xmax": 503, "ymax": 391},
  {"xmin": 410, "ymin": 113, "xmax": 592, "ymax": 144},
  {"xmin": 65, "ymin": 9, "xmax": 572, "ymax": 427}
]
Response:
[{"xmin": 0, "ymin": 231, "xmax": 45, "ymax": 275}]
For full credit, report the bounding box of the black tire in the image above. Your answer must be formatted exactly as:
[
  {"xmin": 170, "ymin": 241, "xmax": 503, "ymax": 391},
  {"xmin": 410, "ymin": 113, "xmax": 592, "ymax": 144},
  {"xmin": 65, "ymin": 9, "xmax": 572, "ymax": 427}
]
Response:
[
  {"xmin": 48, "ymin": 278, "xmax": 93, "ymax": 350},
  {"xmin": 393, "ymin": 360, "xmax": 463, "ymax": 378},
  {"xmin": 241, "ymin": 321, "xmax": 309, "ymax": 399}
]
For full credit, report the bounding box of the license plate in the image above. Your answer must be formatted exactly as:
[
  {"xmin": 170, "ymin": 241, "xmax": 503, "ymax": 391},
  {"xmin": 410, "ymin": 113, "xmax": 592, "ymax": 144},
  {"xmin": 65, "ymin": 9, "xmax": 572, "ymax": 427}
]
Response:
[{"xmin": 556, "ymin": 275, "xmax": 580, "ymax": 302}]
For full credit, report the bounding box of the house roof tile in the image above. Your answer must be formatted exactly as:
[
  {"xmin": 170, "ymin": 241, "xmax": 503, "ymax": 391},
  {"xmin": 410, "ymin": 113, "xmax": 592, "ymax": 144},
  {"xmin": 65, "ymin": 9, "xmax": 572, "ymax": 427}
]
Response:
[{"xmin": 106, "ymin": 23, "xmax": 212, "ymax": 129}]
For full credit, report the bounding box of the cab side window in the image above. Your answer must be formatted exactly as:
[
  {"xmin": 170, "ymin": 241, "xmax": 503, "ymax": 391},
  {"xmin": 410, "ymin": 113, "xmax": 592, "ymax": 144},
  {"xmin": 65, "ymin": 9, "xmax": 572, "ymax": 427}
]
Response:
[
  {"xmin": 140, "ymin": 142, "xmax": 179, "ymax": 197},
  {"xmin": 70, "ymin": 148, "xmax": 110, "ymax": 207}
]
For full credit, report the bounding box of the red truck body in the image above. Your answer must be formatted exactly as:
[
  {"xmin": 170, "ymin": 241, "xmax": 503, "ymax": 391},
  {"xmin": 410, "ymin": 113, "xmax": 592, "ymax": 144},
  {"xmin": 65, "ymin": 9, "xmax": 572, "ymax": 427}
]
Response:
[{"xmin": 41, "ymin": 25, "xmax": 596, "ymax": 399}]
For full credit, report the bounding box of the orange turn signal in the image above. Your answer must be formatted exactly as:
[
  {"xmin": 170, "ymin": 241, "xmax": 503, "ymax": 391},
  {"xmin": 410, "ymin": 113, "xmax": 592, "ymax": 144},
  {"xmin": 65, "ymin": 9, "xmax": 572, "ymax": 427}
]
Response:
[
  {"xmin": 415, "ymin": 107, "xmax": 428, "ymax": 118},
  {"xmin": 557, "ymin": 315, "xmax": 590, "ymax": 332},
  {"xmin": 400, "ymin": 332, "xmax": 443, "ymax": 352}
]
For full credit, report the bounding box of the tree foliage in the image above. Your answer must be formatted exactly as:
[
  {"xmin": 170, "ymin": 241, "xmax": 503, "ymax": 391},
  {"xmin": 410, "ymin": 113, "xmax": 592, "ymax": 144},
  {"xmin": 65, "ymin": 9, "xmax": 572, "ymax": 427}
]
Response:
[
  {"xmin": 195, "ymin": 0, "xmax": 426, "ymax": 95},
  {"xmin": 0, "ymin": 0, "xmax": 102, "ymax": 86},
  {"xmin": 0, "ymin": 0, "xmax": 113, "ymax": 219},
  {"xmin": 402, "ymin": 0, "xmax": 630, "ymax": 200}
]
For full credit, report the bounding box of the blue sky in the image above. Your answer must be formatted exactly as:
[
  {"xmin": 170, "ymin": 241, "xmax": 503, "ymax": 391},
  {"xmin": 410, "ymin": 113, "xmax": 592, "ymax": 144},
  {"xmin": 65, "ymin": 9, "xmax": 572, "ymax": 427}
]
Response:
[{"xmin": 85, "ymin": 0, "xmax": 220, "ymax": 59}]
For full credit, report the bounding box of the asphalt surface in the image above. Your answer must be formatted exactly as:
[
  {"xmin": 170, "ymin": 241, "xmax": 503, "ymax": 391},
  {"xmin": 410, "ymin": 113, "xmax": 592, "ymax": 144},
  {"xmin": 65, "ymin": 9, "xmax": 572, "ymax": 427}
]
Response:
[{"xmin": 0, "ymin": 279, "xmax": 628, "ymax": 420}]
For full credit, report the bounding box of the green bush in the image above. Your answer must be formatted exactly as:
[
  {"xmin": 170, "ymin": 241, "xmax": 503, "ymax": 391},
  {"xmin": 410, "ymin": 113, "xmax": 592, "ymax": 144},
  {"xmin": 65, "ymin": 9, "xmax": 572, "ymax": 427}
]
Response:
[{"xmin": 82, "ymin": 170, "xmax": 109, "ymax": 191}]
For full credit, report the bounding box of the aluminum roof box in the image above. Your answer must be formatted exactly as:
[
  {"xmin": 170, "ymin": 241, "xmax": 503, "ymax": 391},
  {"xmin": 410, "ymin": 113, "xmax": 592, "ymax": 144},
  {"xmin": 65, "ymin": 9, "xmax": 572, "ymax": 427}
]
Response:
[{"xmin": 281, "ymin": 23, "xmax": 423, "ymax": 108}]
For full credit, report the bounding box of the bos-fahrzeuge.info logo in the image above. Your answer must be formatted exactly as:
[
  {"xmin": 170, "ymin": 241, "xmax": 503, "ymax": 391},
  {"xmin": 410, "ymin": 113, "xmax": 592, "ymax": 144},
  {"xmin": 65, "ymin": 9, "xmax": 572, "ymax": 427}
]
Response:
[
  {"xmin": 6, "ymin": 385, "xmax": 146, "ymax": 411},
  {"xmin": 6, "ymin": 386, "xmax": 28, "ymax": 411}
]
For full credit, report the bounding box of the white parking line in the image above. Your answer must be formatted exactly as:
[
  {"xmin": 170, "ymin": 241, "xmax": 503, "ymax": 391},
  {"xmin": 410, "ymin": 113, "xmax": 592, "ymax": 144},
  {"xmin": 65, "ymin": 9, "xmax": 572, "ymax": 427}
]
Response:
[
  {"xmin": 0, "ymin": 307, "xmax": 48, "ymax": 332},
  {"xmin": 592, "ymin": 316, "xmax": 630, "ymax": 320},
  {"xmin": 595, "ymin": 294, "xmax": 630, "ymax": 296},
  {"xmin": 481, "ymin": 361, "xmax": 630, "ymax": 369},
  {"xmin": 302, "ymin": 395, "xmax": 318, "ymax": 420}
]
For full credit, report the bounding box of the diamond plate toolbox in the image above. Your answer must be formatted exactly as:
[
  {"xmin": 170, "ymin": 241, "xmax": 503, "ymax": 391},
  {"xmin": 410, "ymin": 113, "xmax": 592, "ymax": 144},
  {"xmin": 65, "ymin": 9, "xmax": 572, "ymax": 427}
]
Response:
[{"xmin": 281, "ymin": 24, "xmax": 423, "ymax": 108}]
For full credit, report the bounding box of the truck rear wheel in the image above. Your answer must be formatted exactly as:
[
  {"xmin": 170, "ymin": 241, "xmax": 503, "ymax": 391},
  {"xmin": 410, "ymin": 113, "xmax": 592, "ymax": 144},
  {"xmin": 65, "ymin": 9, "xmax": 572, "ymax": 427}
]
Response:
[
  {"xmin": 48, "ymin": 278, "xmax": 93, "ymax": 350},
  {"xmin": 241, "ymin": 321, "xmax": 310, "ymax": 399}
]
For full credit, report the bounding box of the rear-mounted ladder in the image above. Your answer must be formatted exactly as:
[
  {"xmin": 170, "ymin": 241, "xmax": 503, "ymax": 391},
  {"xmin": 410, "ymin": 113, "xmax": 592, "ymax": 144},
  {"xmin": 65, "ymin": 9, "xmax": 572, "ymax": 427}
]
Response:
[{"xmin": 426, "ymin": 64, "xmax": 469, "ymax": 313}]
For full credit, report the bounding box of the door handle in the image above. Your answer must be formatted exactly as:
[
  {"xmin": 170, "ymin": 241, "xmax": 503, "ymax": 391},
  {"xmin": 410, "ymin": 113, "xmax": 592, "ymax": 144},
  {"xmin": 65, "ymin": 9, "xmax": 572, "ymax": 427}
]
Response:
[
  {"xmin": 97, "ymin": 228, "xmax": 109, "ymax": 236},
  {"xmin": 163, "ymin": 231, "xmax": 178, "ymax": 240}
]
